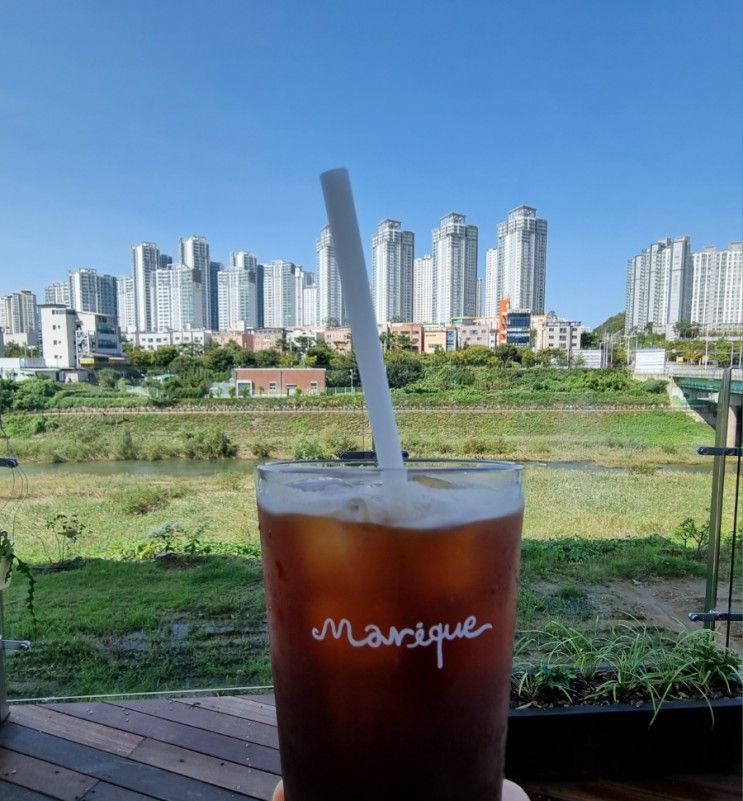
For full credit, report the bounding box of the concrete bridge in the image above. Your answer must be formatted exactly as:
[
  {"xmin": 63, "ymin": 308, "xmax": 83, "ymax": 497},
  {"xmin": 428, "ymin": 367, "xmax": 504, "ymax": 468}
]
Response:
[{"xmin": 662, "ymin": 367, "xmax": 743, "ymax": 443}]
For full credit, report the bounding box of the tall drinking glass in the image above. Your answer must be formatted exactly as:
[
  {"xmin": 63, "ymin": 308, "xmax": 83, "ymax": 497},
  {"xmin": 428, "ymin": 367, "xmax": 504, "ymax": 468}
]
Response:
[{"xmin": 257, "ymin": 459, "xmax": 523, "ymax": 801}]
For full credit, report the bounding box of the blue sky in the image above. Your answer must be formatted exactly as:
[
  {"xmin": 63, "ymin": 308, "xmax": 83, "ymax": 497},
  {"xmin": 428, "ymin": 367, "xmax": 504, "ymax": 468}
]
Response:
[{"xmin": 1, "ymin": 0, "xmax": 741, "ymax": 327}]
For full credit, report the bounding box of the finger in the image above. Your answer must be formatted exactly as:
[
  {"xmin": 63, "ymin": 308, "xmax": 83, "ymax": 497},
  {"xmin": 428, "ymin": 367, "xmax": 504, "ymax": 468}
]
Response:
[{"xmin": 271, "ymin": 779, "xmax": 284, "ymax": 801}]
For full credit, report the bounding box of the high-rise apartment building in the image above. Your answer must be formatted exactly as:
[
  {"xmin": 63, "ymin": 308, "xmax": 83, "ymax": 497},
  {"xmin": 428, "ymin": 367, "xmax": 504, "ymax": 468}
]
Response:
[
  {"xmin": 116, "ymin": 277, "xmax": 136, "ymax": 331},
  {"xmin": 484, "ymin": 248, "xmax": 498, "ymax": 317},
  {"xmin": 263, "ymin": 261, "xmax": 304, "ymax": 328},
  {"xmin": 495, "ymin": 206, "xmax": 547, "ymax": 314},
  {"xmin": 44, "ymin": 281, "xmax": 71, "ymax": 307},
  {"xmin": 153, "ymin": 265, "xmax": 204, "ymax": 331},
  {"xmin": 302, "ymin": 272, "xmax": 318, "ymax": 328},
  {"xmin": 218, "ymin": 261, "xmax": 259, "ymax": 331},
  {"xmin": 0, "ymin": 291, "xmax": 38, "ymax": 335},
  {"xmin": 180, "ymin": 236, "xmax": 213, "ymax": 327},
  {"xmin": 372, "ymin": 219, "xmax": 414, "ymax": 323},
  {"xmin": 476, "ymin": 277, "xmax": 484, "ymax": 317},
  {"xmin": 432, "ymin": 213, "xmax": 478, "ymax": 324},
  {"xmin": 412, "ymin": 255, "xmax": 434, "ymax": 324},
  {"xmin": 316, "ymin": 226, "xmax": 346, "ymax": 327},
  {"xmin": 230, "ymin": 251, "xmax": 257, "ymax": 270},
  {"xmin": 68, "ymin": 268, "xmax": 118, "ymax": 317},
  {"xmin": 132, "ymin": 242, "xmax": 160, "ymax": 332},
  {"xmin": 690, "ymin": 242, "xmax": 743, "ymax": 331},
  {"xmin": 624, "ymin": 237, "xmax": 693, "ymax": 334}
]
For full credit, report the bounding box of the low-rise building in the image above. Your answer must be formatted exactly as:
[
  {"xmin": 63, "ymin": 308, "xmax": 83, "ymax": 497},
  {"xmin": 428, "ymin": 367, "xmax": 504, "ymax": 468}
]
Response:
[
  {"xmin": 321, "ymin": 327, "xmax": 353, "ymax": 354},
  {"xmin": 454, "ymin": 318, "xmax": 496, "ymax": 349},
  {"xmin": 210, "ymin": 331, "xmax": 253, "ymax": 349},
  {"xmin": 532, "ymin": 313, "xmax": 583, "ymax": 356},
  {"xmin": 248, "ymin": 328, "xmax": 285, "ymax": 352},
  {"xmin": 232, "ymin": 367, "xmax": 326, "ymax": 397},
  {"xmin": 41, "ymin": 305, "xmax": 123, "ymax": 368},
  {"xmin": 125, "ymin": 329, "xmax": 212, "ymax": 351},
  {"xmin": 423, "ymin": 326, "xmax": 457, "ymax": 353},
  {"xmin": 505, "ymin": 310, "xmax": 531, "ymax": 346},
  {"xmin": 388, "ymin": 323, "xmax": 424, "ymax": 352}
]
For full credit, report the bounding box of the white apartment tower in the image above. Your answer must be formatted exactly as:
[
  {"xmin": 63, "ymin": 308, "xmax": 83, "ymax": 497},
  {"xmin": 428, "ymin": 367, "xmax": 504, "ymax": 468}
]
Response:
[
  {"xmin": 116, "ymin": 277, "xmax": 136, "ymax": 331},
  {"xmin": 691, "ymin": 242, "xmax": 743, "ymax": 331},
  {"xmin": 412, "ymin": 255, "xmax": 434, "ymax": 324},
  {"xmin": 0, "ymin": 291, "xmax": 38, "ymax": 345},
  {"xmin": 132, "ymin": 242, "xmax": 160, "ymax": 332},
  {"xmin": 263, "ymin": 261, "xmax": 303, "ymax": 328},
  {"xmin": 485, "ymin": 248, "xmax": 498, "ymax": 317},
  {"xmin": 302, "ymin": 272, "xmax": 319, "ymax": 328},
  {"xmin": 624, "ymin": 237, "xmax": 693, "ymax": 334},
  {"xmin": 371, "ymin": 219, "xmax": 414, "ymax": 323},
  {"xmin": 218, "ymin": 258, "xmax": 259, "ymax": 331},
  {"xmin": 44, "ymin": 281, "xmax": 71, "ymax": 307},
  {"xmin": 495, "ymin": 206, "xmax": 547, "ymax": 314},
  {"xmin": 68, "ymin": 268, "xmax": 118, "ymax": 317},
  {"xmin": 179, "ymin": 236, "xmax": 212, "ymax": 327},
  {"xmin": 153, "ymin": 265, "xmax": 204, "ymax": 331},
  {"xmin": 316, "ymin": 225, "xmax": 347, "ymax": 327},
  {"xmin": 432, "ymin": 213, "xmax": 478, "ymax": 324}
]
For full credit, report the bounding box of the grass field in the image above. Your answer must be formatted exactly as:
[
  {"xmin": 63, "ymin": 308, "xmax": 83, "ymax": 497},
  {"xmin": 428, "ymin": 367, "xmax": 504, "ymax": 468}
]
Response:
[
  {"xmin": 0, "ymin": 407, "xmax": 736, "ymax": 699},
  {"xmin": 3, "ymin": 408, "xmax": 713, "ymax": 466}
]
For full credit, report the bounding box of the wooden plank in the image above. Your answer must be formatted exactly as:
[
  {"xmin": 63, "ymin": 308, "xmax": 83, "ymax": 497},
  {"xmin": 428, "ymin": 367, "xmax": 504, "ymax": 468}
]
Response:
[
  {"xmin": 524, "ymin": 777, "xmax": 740, "ymax": 801},
  {"xmin": 79, "ymin": 783, "xmax": 163, "ymax": 801},
  {"xmin": 110, "ymin": 700, "xmax": 279, "ymax": 750},
  {"xmin": 176, "ymin": 697, "xmax": 277, "ymax": 727},
  {"xmin": 129, "ymin": 738, "xmax": 279, "ymax": 800},
  {"xmin": 11, "ymin": 705, "xmax": 143, "ymax": 757},
  {"xmin": 247, "ymin": 695, "xmax": 275, "ymax": 707},
  {"xmin": 44, "ymin": 702, "xmax": 281, "ymax": 775},
  {"xmin": 0, "ymin": 747, "xmax": 98, "ymax": 801},
  {"xmin": 0, "ymin": 780, "xmax": 59, "ymax": 801},
  {"xmin": 0, "ymin": 723, "xmax": 257, "ymax": 801}
]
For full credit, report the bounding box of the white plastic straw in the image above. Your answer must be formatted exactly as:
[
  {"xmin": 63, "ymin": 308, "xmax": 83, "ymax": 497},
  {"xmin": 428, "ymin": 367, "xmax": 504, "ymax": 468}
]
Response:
[{"xmin": 320, "ymin": 168, "xmax": 404, "ymax": 471}]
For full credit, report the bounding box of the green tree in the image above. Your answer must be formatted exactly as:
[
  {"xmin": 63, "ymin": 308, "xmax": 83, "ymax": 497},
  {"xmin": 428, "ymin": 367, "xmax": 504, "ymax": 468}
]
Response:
[
  {"xmin": 96, "ymin": 368, "xmax": 120, "ymax": 388},
  {"xmin": 384, "ymin": 352, "xmax": 423, "ymax": 388},
  {"xmin": 254, "ymin": 349, "xmax": 280, "ymax": 367},
  {"xmin": 451, "ymin": 345, "xmax": 495, "ymax": 367},
  {"xmin": 580, "ymin": 331, "xmax": 601, "ymax": 348},
  {"xmin": 0, "ymin": 379, "xmax": 18, "ymax": 413},
  {"xmin": 150, "ymin": 346, "xmax": 179, "ymax": 370},
  {"xmin": 12, "ymin": 378, "xmax": 57, "ymax": 411},
  {"xmin": 203, "ymin": 345, "xmax": 237, "ymax": 373},
  {"xmin": 123, "ymin": 345, "xmax": 153, "ymax": 371}
]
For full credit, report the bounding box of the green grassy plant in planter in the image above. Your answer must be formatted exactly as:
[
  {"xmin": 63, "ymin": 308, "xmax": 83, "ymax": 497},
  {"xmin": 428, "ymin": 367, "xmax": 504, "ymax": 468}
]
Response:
[
  {"xmin": 506, "ymin": 621, "xmax": 742, "ymax": 779},
  {"xmin": 0, "ymin": 528, "xmax": 36, "ymax": 631}
]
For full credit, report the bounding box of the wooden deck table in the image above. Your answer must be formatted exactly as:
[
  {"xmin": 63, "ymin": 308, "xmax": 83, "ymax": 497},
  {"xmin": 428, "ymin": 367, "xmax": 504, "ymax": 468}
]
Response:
[{"xmin": 0, "ymin": 695, "xmax": 739, "ymax": 800}]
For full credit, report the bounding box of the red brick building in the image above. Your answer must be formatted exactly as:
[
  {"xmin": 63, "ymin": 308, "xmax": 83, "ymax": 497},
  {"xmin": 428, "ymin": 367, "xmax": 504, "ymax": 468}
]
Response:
[{"xmin": 233, "ymin": 367, "xmax": 326, "ymax": 396}]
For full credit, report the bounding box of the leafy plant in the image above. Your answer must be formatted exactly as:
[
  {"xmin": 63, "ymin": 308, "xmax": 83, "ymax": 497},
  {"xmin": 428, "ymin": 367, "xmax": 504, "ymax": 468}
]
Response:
[
  {"xmin": 673, "ymin": 516, "xmax": 709, "ymax": 558},
  {"xmin": 45, "ymin": 513, "xmax": 88, "ymax": 563},
  {"xmin": 512, "ymin": 621, "xmax": 741, "ymax": 723},
  {"xmin": 0, "ymin": 528, "xmax": 36, "ymax": 630}
]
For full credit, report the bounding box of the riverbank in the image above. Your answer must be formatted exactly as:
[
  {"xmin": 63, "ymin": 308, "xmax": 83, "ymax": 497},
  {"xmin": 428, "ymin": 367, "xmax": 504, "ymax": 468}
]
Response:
[
  {"xmin": 3, "ymin": 408, "xmax": 712, "ymax": 467},
  {"xmin": 5, "ymin": 462, "xmax": 735, "ymax": 699}
]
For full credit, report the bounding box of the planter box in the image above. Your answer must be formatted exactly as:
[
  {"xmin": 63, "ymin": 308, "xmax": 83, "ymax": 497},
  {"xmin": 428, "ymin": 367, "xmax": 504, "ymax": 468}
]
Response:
[{"xmin": 505, "ymin": 697, "xmax": 742, "ymax": 780}]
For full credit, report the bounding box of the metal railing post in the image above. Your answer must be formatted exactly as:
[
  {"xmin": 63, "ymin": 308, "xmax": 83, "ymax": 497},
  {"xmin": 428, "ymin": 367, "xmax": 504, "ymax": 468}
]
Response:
[
  {"xmin": 0, "ymin": 590, "xmax": 8, "ymax": 723},
  {"xmin": 703, "ymin": 367, "xmax": 732, "ymax": 629}
]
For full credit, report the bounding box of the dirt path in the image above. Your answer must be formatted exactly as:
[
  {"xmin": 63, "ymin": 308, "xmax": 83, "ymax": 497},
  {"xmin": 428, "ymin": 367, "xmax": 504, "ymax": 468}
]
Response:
[{"xmin": 587, "ymin": 577, "xmax": 742, "ymax": 652}]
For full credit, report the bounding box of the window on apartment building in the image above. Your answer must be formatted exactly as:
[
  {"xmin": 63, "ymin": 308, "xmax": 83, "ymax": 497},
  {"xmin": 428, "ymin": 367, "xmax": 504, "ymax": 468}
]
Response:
[
  {"xmin": 309, "ymin": 381, "xmax": 319, "ymax": 394},
  {"xmin": 268, "ymin": 381, "xmax": 278, "ymax": 394}
]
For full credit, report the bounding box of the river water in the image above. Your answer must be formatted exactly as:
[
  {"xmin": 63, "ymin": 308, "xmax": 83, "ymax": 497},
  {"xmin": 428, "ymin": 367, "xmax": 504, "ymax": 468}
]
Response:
[{"xmin": 19, "ymin": 457, "xmax": 713, "ymax": 478}]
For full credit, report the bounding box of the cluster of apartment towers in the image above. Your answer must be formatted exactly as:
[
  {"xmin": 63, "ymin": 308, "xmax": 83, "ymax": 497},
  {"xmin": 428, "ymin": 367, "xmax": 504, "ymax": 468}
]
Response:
[
  {"xmin": 625, "ymin": 238, "xmax": 743, "ymax": 336},
  {"xmin": 38, "ymin": 206, "xmax": 548, "ymax": 338}
]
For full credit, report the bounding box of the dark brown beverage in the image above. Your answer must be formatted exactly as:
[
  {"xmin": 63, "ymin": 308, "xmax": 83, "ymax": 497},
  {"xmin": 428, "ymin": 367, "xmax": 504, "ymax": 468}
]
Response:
[{"xmin": 257, "ymin": 461, "xmax": 523, "ymax": 801}]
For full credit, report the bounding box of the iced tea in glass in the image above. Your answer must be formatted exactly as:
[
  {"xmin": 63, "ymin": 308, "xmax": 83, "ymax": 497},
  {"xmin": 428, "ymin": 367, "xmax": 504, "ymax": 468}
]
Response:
[{"xmin": 257, "ymin": 459, "xmax": 523, "ymax": 801}]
